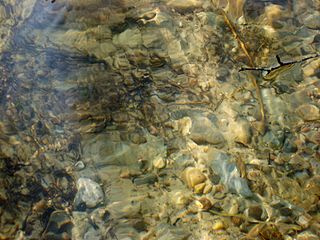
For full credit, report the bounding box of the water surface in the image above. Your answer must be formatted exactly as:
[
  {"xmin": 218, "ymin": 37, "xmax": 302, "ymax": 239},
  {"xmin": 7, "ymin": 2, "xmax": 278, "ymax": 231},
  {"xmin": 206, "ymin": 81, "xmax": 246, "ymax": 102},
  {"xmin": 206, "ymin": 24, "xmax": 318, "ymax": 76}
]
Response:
[{"xmin": 0, "ymin": 0, "xmax": 319, "ymax": 239}]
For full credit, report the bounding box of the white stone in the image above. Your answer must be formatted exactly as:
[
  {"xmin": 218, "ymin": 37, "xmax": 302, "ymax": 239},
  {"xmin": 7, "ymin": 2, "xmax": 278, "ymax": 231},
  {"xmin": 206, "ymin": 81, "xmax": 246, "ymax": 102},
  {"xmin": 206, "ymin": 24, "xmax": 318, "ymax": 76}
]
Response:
[{"xmin": 75, "ymin": 178, "xmax": 104, "ymax": 208}]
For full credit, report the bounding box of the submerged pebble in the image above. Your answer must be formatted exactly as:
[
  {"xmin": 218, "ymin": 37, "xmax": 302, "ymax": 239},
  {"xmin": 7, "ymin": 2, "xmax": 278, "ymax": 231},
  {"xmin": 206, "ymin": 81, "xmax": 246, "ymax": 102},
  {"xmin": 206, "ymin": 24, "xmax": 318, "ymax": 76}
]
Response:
[
  {"xmin": 212, "ymin": 220, "xmax": 225, "ymax": 231},
  {"xmin": 231, "ymin": 119, "xmax": 252, "ymax": 145},
  {"xmin": 133, "ymin": 173, "xmax": 157, "ymax": 185},
  {"xmin": 210, "ymin": 151, "xmax": 253, "ymax": 197},
  {"xmin": 296, "ymin": 104, "xmax": 320, "ymax": 121},
  {"xmin": 153, "ymin": 156, "xmax": 166, "ymax": 169},
  {"xmin": 303, "ymin": 14, "xmax": 320, "ymax": 30},
  {"xmin": 189, "ymin": 116, "xmax": 226, "ymax": 146},
  {"xmin": 182, "ymin": 167, "xmax": 207, "ymax": 189}
]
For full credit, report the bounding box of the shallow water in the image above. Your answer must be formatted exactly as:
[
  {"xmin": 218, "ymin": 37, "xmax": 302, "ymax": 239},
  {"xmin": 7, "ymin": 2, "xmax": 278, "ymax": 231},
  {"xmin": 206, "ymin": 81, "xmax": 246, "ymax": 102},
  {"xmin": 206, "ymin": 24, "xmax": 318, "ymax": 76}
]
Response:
[{"xmin": 0, "ymin": 0, "xmax": 319, "ymax": 239}]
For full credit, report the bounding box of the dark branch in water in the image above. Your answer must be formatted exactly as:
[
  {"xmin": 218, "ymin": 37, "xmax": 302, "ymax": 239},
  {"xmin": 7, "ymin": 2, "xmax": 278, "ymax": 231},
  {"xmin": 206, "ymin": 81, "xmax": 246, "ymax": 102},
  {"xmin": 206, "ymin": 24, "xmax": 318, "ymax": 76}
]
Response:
[
  {"xmin": 276, "ymin": 55, "xmax": 283, "ymax": 65},
  {"xmin": 239, "ymin": 54, "xmax": 319, "ymax": 75}
]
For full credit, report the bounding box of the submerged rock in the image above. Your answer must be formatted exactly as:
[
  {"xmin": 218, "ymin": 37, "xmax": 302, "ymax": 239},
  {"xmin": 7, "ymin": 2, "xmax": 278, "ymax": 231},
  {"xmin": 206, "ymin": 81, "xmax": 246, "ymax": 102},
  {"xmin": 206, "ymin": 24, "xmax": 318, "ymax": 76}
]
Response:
[
  {"xmin": 212, "ymin": 220, "xmax": 225, "ymax": 231},
  {"xmin": 133, "ymin": 173, "xmax": 158, "ymax": 185},
  {"xmin": 189, "ymin": 116, "xmax": 225, "ymax": 146},
  {"xmin": 42, "ymin": 210, "xmax": 73, "ymax": 240},
  {"xmin": 156, "ymin": 223, "xmax": 191, "ymax": 240},
  {"xmin": 106, "ymin": 199, "xmax": 141, "ymax": 219},
  {"xmin": 166, "ymin": 0, "xmax": 203, "ymax": 11},
  {"xmin": 303, "ymin": 14, "xmax": 320, "ymax": 30},
  {"xmin": 230, "ymin": 119, "xmax": 252, "ymax": 145},
  {"xmin": 72, "ymin": 212, "xmax": 100, "ymax": 240},
  {"xmin": 113, "ymin": 27, "xmax": 142, "ymax": 48},
  {"xmin": 182, "ymin": 167, "xmax": 207, "ymax": 189},
  {"xmin": 74, "ymin": 178, "xmax": 104, "ymax": 208},
  {"xmin": 262, "ymin": 129, "xmax": 284, "ymax": 150},
  {"xmin": 82, "ymin": 133, "xmax": 167, "ymax": 171},
  {"xmin": 296, "ymin": 104, "xmax": 320, "ymax": 121},
  {"xmin": 153, "ymin": 156, "xmax": 166, "ymax": 169},
  {"xmin": 209, "ymin": 150, "xmax": 253, "ymax": 197}
]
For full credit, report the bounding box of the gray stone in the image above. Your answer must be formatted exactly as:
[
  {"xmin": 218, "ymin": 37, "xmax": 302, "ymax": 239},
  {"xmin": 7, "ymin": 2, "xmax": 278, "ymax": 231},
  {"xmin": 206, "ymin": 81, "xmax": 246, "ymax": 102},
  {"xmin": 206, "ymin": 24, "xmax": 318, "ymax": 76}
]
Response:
[
  {"xmin": 42, "ymin": 211, "xmax": 72, "ymax": 239},
  {"xmin": 262, "ymin": 130, "xmax": 284, "ymax": 150},
  {"xmin": 167, "ymin": 39, "xmax": 188, "ymax": 68},
  {"xmin": 72, "ymin": 211, "xmax": 102, "ymax": 240},
  {"xmin": 142, "ymin": 28, "xmax": 166, "ymax": 49},
  {"xmin": 106, "ymin": 199, "xmax": 141, "ymax": 219},
  {"xmin": 283, "ymin": 136, "xmax": 297, "ymax": 153},
  {"xmin": 82, "ymin": 133, "xmax": 167, "ymax": 171},
  {"xmin": 133, "ymin": 173, "xmax": 158, "ymax": 185},
  {"xmin": 74, "ymin": 178, "xmax": 104, "ymax": 208},
  {"xmin": 84, "ymin": 227, "xmax": 102, "ymax": 240},
  {"xmin": 209, "ymin": 150, "xmax": 253, "ymax": 197},
  {"xmin": 304, "ymin": 14, "xmax": 320, "ymax": 30},
  {"xmin": 156, "ymin": 223, "xmax": 190, "ymax": 240},
  {"xmin": 113, "ymin": 27, "xmax": 142, "ymax": 48},
  {"xmin": 190, "ymin": 116, "xmax": 225, "ymax": 146}
]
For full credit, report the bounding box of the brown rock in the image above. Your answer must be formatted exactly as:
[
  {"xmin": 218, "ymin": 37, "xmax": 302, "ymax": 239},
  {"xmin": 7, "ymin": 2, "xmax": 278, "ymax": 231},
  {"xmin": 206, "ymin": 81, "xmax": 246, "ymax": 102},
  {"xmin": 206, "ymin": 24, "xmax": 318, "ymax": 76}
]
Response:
[
  {"xmin": 231, "ymin": 119, "xmax": 252, "ymax": 145},
  {"xmin": 296, "ymin": 104, "xmax": 320, "ymax": 121},
  {"xmin": 182, "ymin": 167, "xmax": 207, "ymax": 188}
]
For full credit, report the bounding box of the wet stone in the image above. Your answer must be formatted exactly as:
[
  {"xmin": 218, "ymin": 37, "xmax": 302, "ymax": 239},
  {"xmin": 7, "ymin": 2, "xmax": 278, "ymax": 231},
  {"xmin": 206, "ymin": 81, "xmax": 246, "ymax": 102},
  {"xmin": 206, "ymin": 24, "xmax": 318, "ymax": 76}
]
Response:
[
  {"xmin": 106, "ymin": 199, "xmax": 141, "ymax": 219},
  {"xmin": 182, "ymin": 167, "xmax": 207, "ymax": 189},
  {"xmin": 153, "ymin": 156, "xmax": 166, "ymax": 169},
  {"xmin": 303, "ymin": 14, "xmax": 320, "ymax": 30},
  {"xmin": 189, "ymin": 116, "xmax": 225, "ymax": 146},
  {"xmin": 42, "ymin": 210, "xmax": 73, "ymax": 240},
  {"xmin": 133, "ymin": 173, "xmax": 157, "ymax": 185},
  {"xmin": 75, "ymin": 161, "xmax": 85, "ymax": 171},
  {"xmin": 166, "ymin": 0, "xmax": 203, "ymax": 11},
  {"xmin": 209, "ymin": 150, "xmax": 253, "ymax": 197},
  {"xmin": 262, "ymin": 129, "xmax": 284, "ymax": 150},
  {"xmin": 283, "ymin": 135, "xmax": 297, "ymax": 153},
  {"xmin": 113, "ymin": 27, "xmax": 142, "ymax": 48},
  {"xmin": 74, "ymin": 178, "xmax": 104, "ymax": 209},
  {"xmin": 246, "ymin": 205, "xmax": 264, "ymax": 221},
  {"xmin": 296, "ymin": 104, "xmax": 320, "ymax": 121},
  {"xmin": 72, "ymin": 211, "xmax": 102, "ymax": 240},
  {"xmin": 156, "ymin": 223, "xmax": 191, "ymax": 240},
  {"xmin": 296, "ymin": 231, "xmax": 319, "ymax": 240},
  {"xmin": 231, "ymin": 119, "xmax": 252, "ymax": 145},
  {"xmin": 212, "ymin": 220, "xmax": 225, "ymax": 231}
]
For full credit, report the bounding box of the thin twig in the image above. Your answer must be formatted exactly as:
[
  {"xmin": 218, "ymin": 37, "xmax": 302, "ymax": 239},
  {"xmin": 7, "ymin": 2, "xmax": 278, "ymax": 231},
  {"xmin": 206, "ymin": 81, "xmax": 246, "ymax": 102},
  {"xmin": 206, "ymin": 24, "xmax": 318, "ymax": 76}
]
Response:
[{"xmin": 219, "ymin": 9, "xmax": 266, "ymax": 131}]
